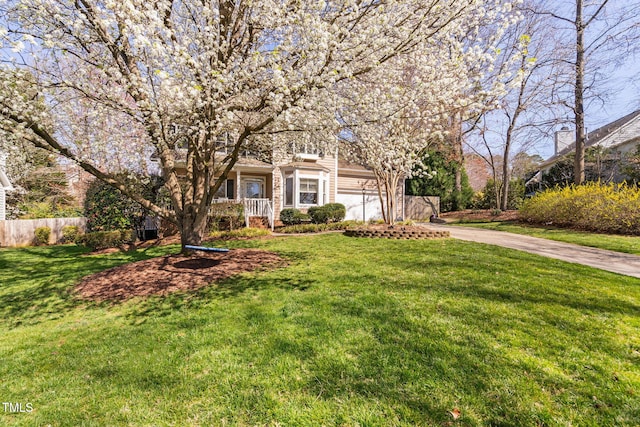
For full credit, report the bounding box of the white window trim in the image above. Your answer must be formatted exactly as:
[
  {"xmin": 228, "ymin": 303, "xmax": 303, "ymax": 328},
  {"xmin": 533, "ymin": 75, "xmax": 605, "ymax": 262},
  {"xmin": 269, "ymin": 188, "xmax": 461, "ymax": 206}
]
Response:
[
  {"xmin": 241, "ymin": 176, "xmax": 266, "ymax": 199},
  {"xmin": 281, "ymin": 170, "xmax": 330, "ymax": 209},
  {"xmin": 297, "ymin": 172, "xmax": 329, "ymax": 208}
]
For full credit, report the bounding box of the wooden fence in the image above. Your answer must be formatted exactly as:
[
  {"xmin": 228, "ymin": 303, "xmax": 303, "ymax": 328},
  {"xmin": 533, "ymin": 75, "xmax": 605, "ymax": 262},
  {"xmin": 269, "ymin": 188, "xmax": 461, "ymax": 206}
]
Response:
[
  {"xmin": 0, "ymin": 217, "xmax": 87, "ymax": 247},
  {"xmin": 404, "ymin": 196, "xmax": 440, "ymax": 221}
]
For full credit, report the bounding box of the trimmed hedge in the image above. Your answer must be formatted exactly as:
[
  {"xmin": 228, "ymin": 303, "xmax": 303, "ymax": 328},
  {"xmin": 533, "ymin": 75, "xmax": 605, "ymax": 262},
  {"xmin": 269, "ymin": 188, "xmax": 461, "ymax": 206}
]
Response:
[
  {"xmin": 519, "ymin": 182, "xmax": 640, "ymax": 235},
  {"xmin": 308, "ymin": 203, "xmax": 346, "ymax": 224},
  {"xmin": 210, "ymin": 227, "xmax": 270, "ymax": 240},
  {"xmin": 77, "ymin": 230, "xmax": 136, "ymax": 250},
  {"xmin": 278, "ymin": 220, "xmax": 362, "ymax": 234},
  {"xmin": 280, "ymin": 208, "xmax": 311, "ymax": 225}
]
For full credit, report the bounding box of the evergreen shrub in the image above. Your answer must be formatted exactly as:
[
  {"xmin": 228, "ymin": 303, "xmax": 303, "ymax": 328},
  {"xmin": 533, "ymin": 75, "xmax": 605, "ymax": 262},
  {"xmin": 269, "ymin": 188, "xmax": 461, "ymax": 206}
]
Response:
[
  {"xmin": 34, "ymin": 226, "xmax": 51, "ymax": 245},
  {"xmin": 280, "ymin": 208, "xmax": 310, "ymax": 225},
  {"xmin": 308, "ymin": 203, "xmax": 346, "ymax": 224},
  {"xmin": 61, "ymin": 225, "xmax": 81, "ymax": 243},
  {"xmin": 78, "ymin": 230, "xmax": 136, "ymax": 250}
]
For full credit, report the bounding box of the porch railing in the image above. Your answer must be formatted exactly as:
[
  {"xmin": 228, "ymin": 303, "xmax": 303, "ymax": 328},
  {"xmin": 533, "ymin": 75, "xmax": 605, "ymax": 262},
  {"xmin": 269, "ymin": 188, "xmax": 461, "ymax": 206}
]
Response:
[
  {"xmin": 242, "ymin": 198, "xmax": 274, "ymax": 231},
  {"xmin": 211, "ymin": 198, "xmax": 273, "ymax": 231}
]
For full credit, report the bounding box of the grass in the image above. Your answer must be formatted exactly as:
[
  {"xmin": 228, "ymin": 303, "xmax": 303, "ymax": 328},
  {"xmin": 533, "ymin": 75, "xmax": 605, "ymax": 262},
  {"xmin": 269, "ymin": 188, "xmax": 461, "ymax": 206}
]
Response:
[
  {"xmin": 453, "ymin": 221, "xmax": 640, "ymax": 255},
  {"xmin": 1, "ymin": 235, "xmax": 639, "ymax": 426}
]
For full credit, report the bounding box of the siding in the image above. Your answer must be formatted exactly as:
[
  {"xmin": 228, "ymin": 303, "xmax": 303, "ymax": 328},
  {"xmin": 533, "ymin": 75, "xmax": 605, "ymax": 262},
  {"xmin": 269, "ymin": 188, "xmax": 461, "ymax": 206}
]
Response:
[
  {"xmin": 317, "ymin": 156, "xmax": 337, "ymax": 202},
  {"xmin": 0, "ymin": 187, "xmax": 5, "ymax": 221}
]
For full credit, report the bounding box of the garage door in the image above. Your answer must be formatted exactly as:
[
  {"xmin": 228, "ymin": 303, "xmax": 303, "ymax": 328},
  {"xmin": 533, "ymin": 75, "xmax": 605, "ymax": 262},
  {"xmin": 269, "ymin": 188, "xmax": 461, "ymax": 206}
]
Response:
[{"xmin": 336, "ymin": 192, "xmax": 384, "ymax": 221}]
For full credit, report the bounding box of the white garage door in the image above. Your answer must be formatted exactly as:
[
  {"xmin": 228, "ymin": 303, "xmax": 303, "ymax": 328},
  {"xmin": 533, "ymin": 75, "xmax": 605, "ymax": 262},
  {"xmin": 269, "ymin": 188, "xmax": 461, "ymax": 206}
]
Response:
[{"xmin": 336, "ymin": 192, "xmax": 384, "ymax": 221}]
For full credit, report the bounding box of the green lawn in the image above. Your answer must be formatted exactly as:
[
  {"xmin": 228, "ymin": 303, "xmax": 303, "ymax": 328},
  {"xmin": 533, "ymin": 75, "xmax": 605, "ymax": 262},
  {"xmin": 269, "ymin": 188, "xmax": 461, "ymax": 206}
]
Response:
[
  {"xmin": 1, "ymin": 235, "xmax": 639, "ymax": 426},
  {"xmin": 453, "ymin": 221, "xmax": 640, "ymax": 255}
]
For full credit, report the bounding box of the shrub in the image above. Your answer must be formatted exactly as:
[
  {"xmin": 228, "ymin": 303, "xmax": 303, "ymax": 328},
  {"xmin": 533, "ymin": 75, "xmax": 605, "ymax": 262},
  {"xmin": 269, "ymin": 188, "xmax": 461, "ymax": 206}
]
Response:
[
  {"xmin": 278, "ymin": 220, "xmax": 361, "ymax": 234},
  {"xmin": 209, "ymin": 202, "xmax": 245, "ymax": 231},
  {"xmin": 34, "ymin": 226, "xmax": 51, "ymax": 245},
  {"xmin": 210, "ymin": 227, "xmax": 270, "ymax": 240},
  {"xmin": 77, "ymin": 230, "xmax": 135, "ymax": 250},
  {"xmin": 280, "ymin": 208, "xmax": 310, "ymax": 225},
  {"xmin": 476, "ymin": 179, "xmax": 525, "ymax": 210},
  {"xmin": 405, "ymin": 150, "xmax": 474, "ymax": 211},
  {"xmin": 519, "ymin": 182, "xmax": 640, "ymax": 235},
  {"xmin": 84, "ymin": 180, "xmax": 139, "ymax": 232},
  {"xmin": 308, "ymin": 203, "xmax": 346, "ymax": 224},
  {"xmin": 61, "ymin": 225, "xmax": 81, "ymax": 243}
]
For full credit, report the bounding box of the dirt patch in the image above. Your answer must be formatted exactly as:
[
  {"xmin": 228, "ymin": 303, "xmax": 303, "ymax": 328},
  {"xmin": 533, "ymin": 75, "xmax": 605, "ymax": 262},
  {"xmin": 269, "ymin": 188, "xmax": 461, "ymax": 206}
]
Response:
[
  {"xmin": 440, "ymin": 209, "xmax": 519, "ymax": 222},
  {"xmin": 75, "ymin": 249, "xmax": 285, "ymax": 302}
]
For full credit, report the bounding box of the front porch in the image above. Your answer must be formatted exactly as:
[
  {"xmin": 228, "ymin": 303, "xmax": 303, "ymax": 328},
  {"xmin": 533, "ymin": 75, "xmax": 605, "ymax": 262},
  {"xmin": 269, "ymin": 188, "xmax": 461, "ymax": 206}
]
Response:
[{"xmin": 211, "ymin": 198, "xmax": 274, "ymax": 230}]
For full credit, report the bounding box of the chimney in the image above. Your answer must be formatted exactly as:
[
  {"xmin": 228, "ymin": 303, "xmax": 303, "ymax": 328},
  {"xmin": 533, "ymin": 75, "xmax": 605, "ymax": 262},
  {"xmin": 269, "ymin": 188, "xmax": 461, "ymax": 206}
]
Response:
[{"xmin": 554, "ymin": 127, "xmax": 573, "ymax": 155}]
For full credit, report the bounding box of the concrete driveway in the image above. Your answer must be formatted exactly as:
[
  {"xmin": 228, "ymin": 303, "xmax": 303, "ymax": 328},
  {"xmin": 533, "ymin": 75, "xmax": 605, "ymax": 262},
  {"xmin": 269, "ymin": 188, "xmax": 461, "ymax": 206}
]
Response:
[{"xmin": 426, "ymin": 224, "xmax": 640, "ymax": 279}]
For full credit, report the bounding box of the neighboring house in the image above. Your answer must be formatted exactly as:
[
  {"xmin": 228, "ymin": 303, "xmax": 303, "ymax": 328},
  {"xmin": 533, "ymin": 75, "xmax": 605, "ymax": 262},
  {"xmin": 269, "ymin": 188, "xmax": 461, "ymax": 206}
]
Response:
[
  {"xmin": 174, "ymin": 142, "xmax": 435, "ymax": 228},
  {"xmin": 0, "ymin": 152, "xmax": 14, "ymax": 221},
  {"xmin": 535, "ymin": 110, "xmax": 640, "ymax": 181}
]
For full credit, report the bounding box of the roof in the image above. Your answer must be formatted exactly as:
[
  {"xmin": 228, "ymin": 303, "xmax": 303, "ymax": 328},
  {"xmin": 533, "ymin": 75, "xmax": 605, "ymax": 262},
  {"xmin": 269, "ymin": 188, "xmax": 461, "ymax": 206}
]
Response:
[
  {"xmin": 542, "ymin": 109, "xmax": 640, "ymax": 168},
  {"xmin": 280, "ymin": 161, "xmax": 330, "ymax": 173},
  {"xmin": 336, "ymin": 159, "xmax": 374, "ymax": 174}
]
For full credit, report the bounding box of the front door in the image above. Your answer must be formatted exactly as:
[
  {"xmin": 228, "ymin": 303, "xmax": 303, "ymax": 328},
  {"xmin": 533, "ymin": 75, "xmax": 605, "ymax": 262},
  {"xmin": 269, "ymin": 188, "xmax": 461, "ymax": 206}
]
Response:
[{"xmin": 241, "ymin": 177, "xmax": 265, "ymax": 199}]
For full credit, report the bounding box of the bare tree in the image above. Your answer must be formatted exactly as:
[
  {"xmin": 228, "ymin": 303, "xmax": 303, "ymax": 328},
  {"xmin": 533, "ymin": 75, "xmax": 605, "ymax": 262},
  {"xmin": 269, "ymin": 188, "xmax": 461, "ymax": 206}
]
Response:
[
  {"xmin": 465, "ymin": 1, "xmax": 567, "ymax": 209},
  {"xmin": 534, "ymin": 0, "xmax": 640, "ymax": 184}
]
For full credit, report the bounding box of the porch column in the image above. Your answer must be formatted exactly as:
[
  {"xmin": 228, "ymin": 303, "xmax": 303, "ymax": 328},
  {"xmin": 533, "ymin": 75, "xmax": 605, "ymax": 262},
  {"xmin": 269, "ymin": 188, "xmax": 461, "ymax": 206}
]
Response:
[
  {"xmin": 272, "ymin": 166, "xmax": 282, "ymax": 225},
  {"xmin": 236, "ymin": 170, "xmax": 242, "ymax": 202}
]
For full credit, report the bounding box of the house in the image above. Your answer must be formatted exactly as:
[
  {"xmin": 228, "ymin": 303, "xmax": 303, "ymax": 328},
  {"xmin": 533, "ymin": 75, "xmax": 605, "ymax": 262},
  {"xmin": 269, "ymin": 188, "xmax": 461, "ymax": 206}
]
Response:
[
  {"xmin": 173, "ymin": 142, "xmax": 438, "ymax": 228},
  {"xmin": 536, "ymin": 110, "xmax": 640, "ymax": 181},
  {"xmin": 0, "ymin": 152, "xmax": 14, "ymax": 221}
]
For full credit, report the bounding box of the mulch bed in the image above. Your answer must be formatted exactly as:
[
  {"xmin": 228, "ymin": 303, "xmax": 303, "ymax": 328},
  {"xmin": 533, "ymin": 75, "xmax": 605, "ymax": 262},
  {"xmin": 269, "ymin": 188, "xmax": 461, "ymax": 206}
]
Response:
[{"xmin": 75, "ymin": 249, "xmax": 285, "ymax": 302}]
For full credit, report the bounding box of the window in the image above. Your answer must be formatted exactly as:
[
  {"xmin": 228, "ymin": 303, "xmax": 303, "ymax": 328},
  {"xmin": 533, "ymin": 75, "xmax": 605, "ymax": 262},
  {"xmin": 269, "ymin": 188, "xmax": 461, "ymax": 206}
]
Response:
[
  {"xmin": 214, "ymin": 179, "xmax": 234, "ymax": 199},
  {"xmin": 242, "ymin": 177, "xmax": 265, "ymax": 199},
  {"xmin": 285, "ymin": 177, "xmax": 294, "ymax": 206},
  {"xmin": 299, "ymin": 179, "xmax": 318, "ymax": 204}
]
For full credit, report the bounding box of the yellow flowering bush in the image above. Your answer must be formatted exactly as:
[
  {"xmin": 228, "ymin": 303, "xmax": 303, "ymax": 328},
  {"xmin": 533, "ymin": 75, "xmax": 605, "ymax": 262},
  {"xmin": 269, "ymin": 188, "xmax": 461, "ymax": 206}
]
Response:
[{"xmin": 520, "ymin": 182, "xmax": 640, "ymax": 235}]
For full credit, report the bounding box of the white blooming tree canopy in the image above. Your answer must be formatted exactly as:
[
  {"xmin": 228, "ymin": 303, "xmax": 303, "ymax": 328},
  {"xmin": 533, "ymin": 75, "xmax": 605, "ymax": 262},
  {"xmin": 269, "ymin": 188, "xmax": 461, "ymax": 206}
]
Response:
[
  {"xmin": 1, "ymin": 0, "xmax": 518, "ymax": 247},
  {"xmin": 337, "ymin": 5, "xmax": 520, "ymax": 223}
]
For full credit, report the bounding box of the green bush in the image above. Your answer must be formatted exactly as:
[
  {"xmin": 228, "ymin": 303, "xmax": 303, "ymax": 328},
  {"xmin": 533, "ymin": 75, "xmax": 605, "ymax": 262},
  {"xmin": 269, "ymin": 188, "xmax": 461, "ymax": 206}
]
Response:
[
  {"xmin": 61, "ymin": 225, "xmax": 81, "ymax": 243},
  {"xmin": 476, "ymin": 179, "xmax": 525, "ymax": 210},
  {"xmin": 77, "ymin": 230, "xmax": 135, "ymax": 250},
  {"xmin": 34, "ymin": 226, "xmax": 51, "ymax": 245},
  {"xmin": 308, "ymin": 203, "xmax": 346, "ymax": 224},
  {"xmin": 405, "ymin": 150, "xmax": 474, "ymax": 212},
  {"xmin": 520, "ymin": 182, "xmax": 640, "ymax": 235},
  {"xmin": 84, "ymin": 180, "xmax": 139, "ymax": 232},
  {"xmin": 210, "ymin": 227, "xmax": 270, "ymax": 240},
  {"xmin": 209, "ymin": 202, "xmax": 245, "ymax": 231},
  {"xmin": 278, "ymin": 220, "xmax": 361, "ymax": 234},
  {"xmin": 280, "ymin": 208, "xmax": 310, "ymax": 225}
]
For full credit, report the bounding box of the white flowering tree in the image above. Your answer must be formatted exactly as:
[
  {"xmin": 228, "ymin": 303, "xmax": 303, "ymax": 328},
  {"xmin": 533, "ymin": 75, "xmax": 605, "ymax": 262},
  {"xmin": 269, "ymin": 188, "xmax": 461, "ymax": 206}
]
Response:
[
  {"xmin": 1, "ymin": 0, "xmax": 518, "ymax": 247},
  {"xmin": 337, "ymin": 3, "xmax": 520, "ymax": 224}
]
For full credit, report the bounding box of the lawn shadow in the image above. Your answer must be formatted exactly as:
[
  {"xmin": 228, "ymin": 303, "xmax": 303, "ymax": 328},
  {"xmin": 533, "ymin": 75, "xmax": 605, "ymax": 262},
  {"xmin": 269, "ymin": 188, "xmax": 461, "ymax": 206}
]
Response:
[
  {"xmin": 124, "ymin": 272, "xmax": 316, "ymax": 322},
  {"xmin": 0, "ymin": 246, "xmax": 163, "ymax": 327}
]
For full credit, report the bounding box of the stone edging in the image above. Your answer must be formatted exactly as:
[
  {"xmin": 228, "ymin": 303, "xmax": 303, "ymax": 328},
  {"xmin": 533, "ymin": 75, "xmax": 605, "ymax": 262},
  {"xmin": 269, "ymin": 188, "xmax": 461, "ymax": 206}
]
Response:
[{"xmin": 343, "ymin": 228, "xmax": 450, "ymax": 239}]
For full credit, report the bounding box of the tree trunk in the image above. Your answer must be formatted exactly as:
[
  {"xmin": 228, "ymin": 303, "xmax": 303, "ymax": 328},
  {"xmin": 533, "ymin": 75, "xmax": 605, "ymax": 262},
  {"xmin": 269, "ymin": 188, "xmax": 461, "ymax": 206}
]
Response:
[
  {"xmin": 574, "ymin": 0, "xmax": 586, "ymax": 185},
  {"xmin": 178, "ymin": 204, "xmax": 210, "ymax": 252},
  {"xmin": 452, "ymin": 111, "xmax": 464, "ymax": 211}
]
